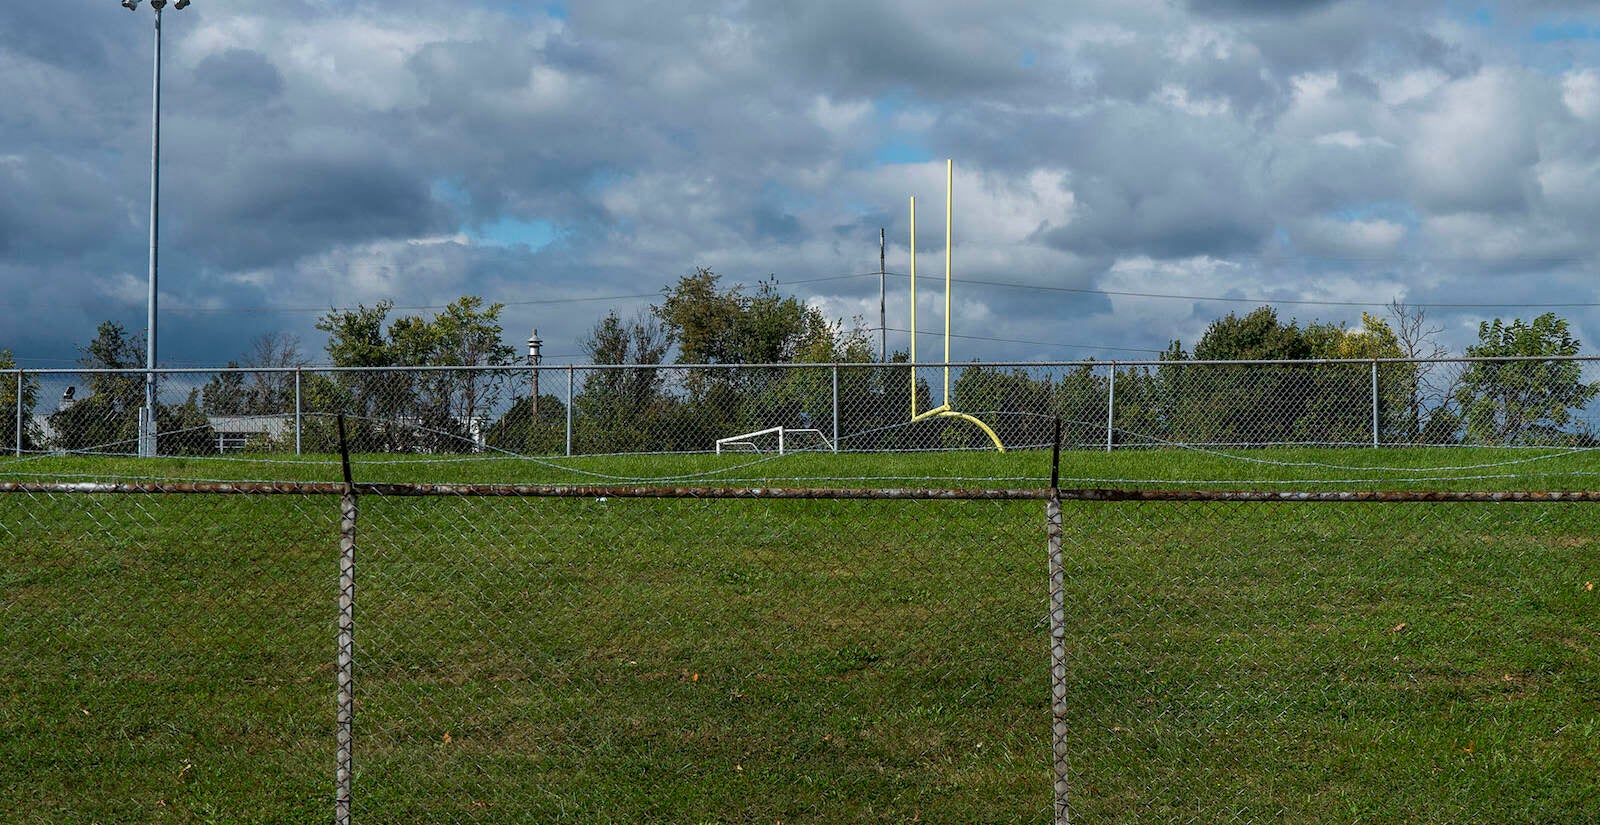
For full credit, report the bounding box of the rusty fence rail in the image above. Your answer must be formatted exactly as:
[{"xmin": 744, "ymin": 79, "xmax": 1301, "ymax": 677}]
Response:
[{"xmin": 3, "ymin": 482, "xmax": 1597, "ymax": 822}]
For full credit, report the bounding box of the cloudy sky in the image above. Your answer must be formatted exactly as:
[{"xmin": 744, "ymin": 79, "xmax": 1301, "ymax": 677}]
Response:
[{"xmin": 4, "ymin": 0, "xmax": 1600, "ymax": 368}]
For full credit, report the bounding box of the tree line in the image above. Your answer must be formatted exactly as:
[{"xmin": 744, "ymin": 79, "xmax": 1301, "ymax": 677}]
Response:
[{"xmin": 3, "ymin": 276, "xmax": 1597, "ymax": 453}]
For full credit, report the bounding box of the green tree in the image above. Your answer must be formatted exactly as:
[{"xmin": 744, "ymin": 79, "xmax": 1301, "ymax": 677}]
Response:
[
  {"xmin": 202, "ymin": 364, "xmax": 249, "ymax": 415},
  {"xmin": 44, "ymin": 322, "xmax": 215, "ymax": 454},
  {"xmin": 158, "ymin": 388, "xmax": 218, "ymax": 455},
  {"xmin": 0, "ymin": 349, "xmax": 41, "ymax": 453},
  {"xmin": 483, "ymin": 393, "xmax": 567, "ymax": 455},
  {"xmin": 47, "ymin": 322, "xmax": 146, "ymax": 453},
  {"xmin": 572, "ymin": 311, "xmax": 672, "ymax": 453},
  {"xmin": 945, "ymin": 365, "xmax": 1059, "ymax": 450},
  {"xmin": 1456, "ymin": 313, "xmax": 1598, "ymax": 445},
  {"xmin": 1174, "ymin": 307, "xmax": 1314, "ymax": 445},
  {"xmin": 311, "ymin": 297, "xmax": 515, "ymax": 452},
  {"xmin": 653, "ymin": 267, "xmax": 871, "ymax": 448},
  {"xmin": 1165, "ymin": 308, "xmax": 1413, "ymax": 446},
  {"xmin": 1295, "ymin": 313, "xmax": 1408, "ymax": 444},
  {"xmin": 1193, "ymin": 306, "xmax": 1312, "ymax": 362}
]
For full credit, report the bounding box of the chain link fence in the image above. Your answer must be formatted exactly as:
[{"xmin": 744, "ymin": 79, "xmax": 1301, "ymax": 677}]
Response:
[
  {"xmin": 1055, "ymin": 490, "xmax": 1598, "ymax": 823},
  {"xmin": 9, "ymin": 357, "xmax": 1600, "ymax": 458},
  {"xmin": 4, "ymin": 480, "xmax": 1596, "ymax": 822},
  {"xmin": 0, "ymin": 488, "xmax": 335, "ymax": 823}
]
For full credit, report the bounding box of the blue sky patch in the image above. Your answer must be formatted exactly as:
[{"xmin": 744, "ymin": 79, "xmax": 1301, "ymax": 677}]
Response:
[
  {"xmin": 473, "ymin": 217, "xmax": 560, "ymax": 250},
  {"xmin": 1531, "ymin": 22, "xmax": 1600, "ymax": 42}
]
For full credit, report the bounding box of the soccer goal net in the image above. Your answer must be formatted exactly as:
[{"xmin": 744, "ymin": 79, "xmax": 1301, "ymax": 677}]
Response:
[{"xmin": 714, "ymin": 426, "xmax": 834, "ymax": 455}]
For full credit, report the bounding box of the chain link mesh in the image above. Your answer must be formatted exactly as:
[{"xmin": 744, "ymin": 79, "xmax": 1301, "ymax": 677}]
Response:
[
  {"xmin": 1056, "ymin": 498, "xmax": 1598, "ymax": 823},
  {"xmin": 10, "ymin": 358, "xmax": 1600, "ymax": 458},
  {"xmin": 352, "ymin": 492, "xmax": 1046, "ymax": 822},
  {"xmin": 0, "ymin": 490, "xmax": 335, "ymax": 823},
  {"xmin": 5, "ymin": 484, "xmax": 1597, "ymax": 822}
]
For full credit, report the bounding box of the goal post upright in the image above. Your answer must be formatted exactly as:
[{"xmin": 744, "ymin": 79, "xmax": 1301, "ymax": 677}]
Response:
[
  {"xmin": 909, "ymin": 195, "xmax": 918, "ymax": 419},
  {"xmin": 902, "ymin": 158, "xmax": 1004, "ymax": 452},
  {"xmin": 944, "ymin": 157, "xmax": 953, "ymax": 408}
]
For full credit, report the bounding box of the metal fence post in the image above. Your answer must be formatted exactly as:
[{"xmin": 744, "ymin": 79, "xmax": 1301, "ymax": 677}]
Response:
[
  {"xmin": 1371, "ymin": 360, "xmax": 1379, "ymax": 449},
  {"xmin": 1106, "ymin": 364, "xmax": 1116, "ymax": 453},
  {"xmin": 831, "ymin": 364, "xmax": 839, "ymax": 454},
  {"xmin": 1047, "ymin": 485, "xmax": 1069, "ymax": 824},
  {"xmin": 14, "ymin": 371, "xmax": 22, "ymax": 457},
  {"xmin": 565, "ymin": 365, "xmax": 574, "ymax": 457},
  {"xmin": 294, "ymin": 368, "xmax": 303, "ymax": 456},
  {"xmin": 335, "ymin": 417, "xmax": 357, "ymax": 825}
]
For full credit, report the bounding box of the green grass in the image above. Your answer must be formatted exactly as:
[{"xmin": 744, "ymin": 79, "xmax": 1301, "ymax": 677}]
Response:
[
  {"xmin": 5, "ymin": 442, "xmax": 1600, "ymax": 490},
  {"xmin": 3, "ymin": 450, "xmax": 1599, "ymax": 822}
]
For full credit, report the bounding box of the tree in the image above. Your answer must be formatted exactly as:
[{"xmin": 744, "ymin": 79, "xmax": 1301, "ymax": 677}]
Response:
[
  {"xmin": 44, "ymin": 322, "xmax": 215, "ymax": 454},
  {"xmin": 1176, "ymin": 307, "xmax": 1315, "ymax": 445},
  {"xmin": 1193, "ymin": 306, "xmax": 1312, "ymax": 361},
  {"xmin": 1456, "ymin": 313, "xmax": 1598, "ymax": 445},
  {"xmin": 47, "ymin": 322, "xmax": 146, "ymax": 453},
  {"xmin": 202, "ymin": 364, "xmax": 249, "ymax": 416},
  {"xmin": 572, "ymin": 310, "xmax": 672, "ymax": 453},
  {"xmin": 1166, "ymin": 307, "xmax": 1410, "ymax": 446},
  {"xmin": 1387, "ymin": 301, "xmax": 1457, "ymax": 443},
  {"xmin": 1296, "ymin": 313, "xmax": 1407, "ymax": 444},
  {"xmin": 201, "ymin": 333, "xmax": 307, "ymax": 417},
  {"xmin": 483, "ymin": 393, "xmax": 566, "ymax": 455},
  {"xmin": 947, "ymin": 365, "xmax": 1061, "ymax": 449},
  {"xmin": 0, "ymin": 349, "xmax": 41, "ymax": 453},
  {"xmin": 652, "ymin": 267, "xmax": 872, "ymax": 449},
  {"xmin": 311, "ymin": 297, "xmax": 515, "ymax": 452},
  {"xmin": 656, "ymin": 267, "xmax": 840, "ymax": 366},
  {"xmin": 415, "ymin": 296, "xmax": 516, "ymax": 446}
]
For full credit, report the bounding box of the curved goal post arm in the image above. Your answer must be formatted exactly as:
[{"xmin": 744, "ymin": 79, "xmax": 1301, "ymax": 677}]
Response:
[{"xmin": 911, "ymin": 404, "xmax": 1006, "ymax": 452}]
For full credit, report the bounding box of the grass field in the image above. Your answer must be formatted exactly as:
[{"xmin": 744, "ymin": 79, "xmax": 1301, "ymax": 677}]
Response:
[
  {"xmin": 3, "ymin": 448, "xmax": 1598, "ymax": 822},
  {"xmin": 6, "ymin": 442, "xmax": 1600, "ymax": 489}
]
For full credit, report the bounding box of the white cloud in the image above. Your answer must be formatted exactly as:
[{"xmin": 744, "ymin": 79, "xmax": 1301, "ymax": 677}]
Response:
[
  {"xmin": 1405, "ymin": 68, "xmax": 1542, "ymax": 214},
  {"xmin": 1313, "ymin": 130, "xmax": 1393, "ymax": 150},
  {"xmin": 1295, "ymin": 217, "xmax": 1407, "ymax": 258},
  {"xmin": 1379, "ymin": 68, "xmax": 1447, "ymax": 106},
  {"xmin": 810, "ymin": 95, "xmax": 872, "ymax": 135},
  {"xmin": 1562, "ymin": 69, "xmax": 1600, "ymax": 120}
]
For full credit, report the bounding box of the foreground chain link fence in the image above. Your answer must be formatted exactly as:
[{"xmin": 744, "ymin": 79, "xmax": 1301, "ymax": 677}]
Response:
[
  {"xmin": 9, "ymin": 356, "xmax": 1600, "ymax": 457},
  {"xmin": 4, "ymin": 483, "xmax": 1597, "ymax": 822},
  {"xmin": 0, "ymin": 489, "xmax": 336, "ymax": 822}
]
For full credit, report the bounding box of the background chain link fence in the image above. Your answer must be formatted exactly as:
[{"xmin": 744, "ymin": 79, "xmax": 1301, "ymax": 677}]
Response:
[{"xmin": 9, "ymin": 357, "xmax": 1600, "ymax": 457}]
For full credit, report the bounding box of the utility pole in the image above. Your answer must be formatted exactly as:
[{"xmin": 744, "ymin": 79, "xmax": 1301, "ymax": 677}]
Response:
[
  {"xmin": 527, "ymin": 329, "xmax": 543, "ymax": 421},
  {"xmin": 879, "ymin": 227, "xmax": 887, "ymax": 362}
]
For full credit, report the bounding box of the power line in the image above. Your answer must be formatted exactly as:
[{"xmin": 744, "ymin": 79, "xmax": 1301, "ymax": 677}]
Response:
[
  {"xmin": 58, "ymin": 272, "xmax": 878, "ymax": 316},
  {"xmin": 885, "ymin": 327, "xmax": 1166, "ymax": 355},
  {"xmin": 880, "ymin": 271, "xmax": 1600, "ymax": 311},
  {"xmin": 17, "ymin": 265, "xmax": 1600, "ymax": 319}
]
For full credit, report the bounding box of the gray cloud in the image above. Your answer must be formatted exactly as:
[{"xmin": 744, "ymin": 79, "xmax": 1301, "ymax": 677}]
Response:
[
  {"xmin": 1187, "ymin": 0, "xmax": 1346, "ymax": 17},
  {"xmin": 5, "ymin": 0, "xmax": 1600, "ymax": 369}
]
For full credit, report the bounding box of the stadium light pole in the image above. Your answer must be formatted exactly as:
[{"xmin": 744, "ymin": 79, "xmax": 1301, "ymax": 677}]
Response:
[{"xmin": 121, "ymin": 0, "xmax": 191, "ymax": 456}]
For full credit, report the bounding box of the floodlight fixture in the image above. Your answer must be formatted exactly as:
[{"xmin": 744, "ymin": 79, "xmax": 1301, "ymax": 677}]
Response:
[{"xmin": 122, "ymin": 0, "xmax": 140, "ymax": 10}]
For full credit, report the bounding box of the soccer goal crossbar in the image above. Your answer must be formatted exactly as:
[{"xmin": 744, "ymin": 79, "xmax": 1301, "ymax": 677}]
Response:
[{"xmin": 714, "ymin": 426, "xmax": 834, "ymax": 455}]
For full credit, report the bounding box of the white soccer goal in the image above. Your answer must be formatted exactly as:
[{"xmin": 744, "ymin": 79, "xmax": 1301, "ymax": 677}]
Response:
[{"xmin": 714, "ymin": 426, "xmax": 834, "ymax": 455}]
